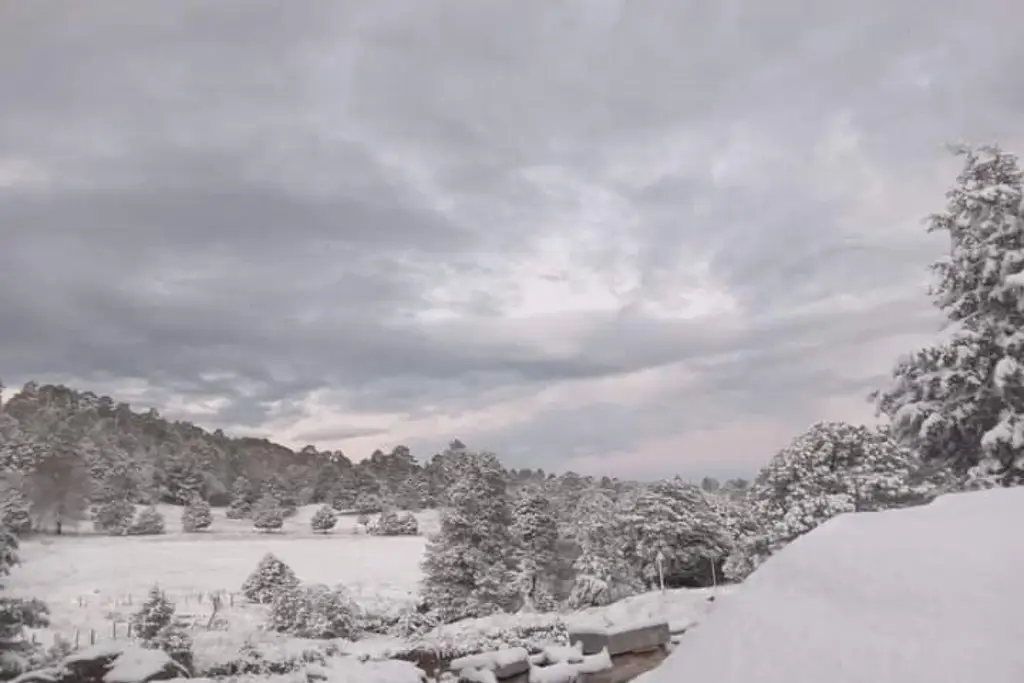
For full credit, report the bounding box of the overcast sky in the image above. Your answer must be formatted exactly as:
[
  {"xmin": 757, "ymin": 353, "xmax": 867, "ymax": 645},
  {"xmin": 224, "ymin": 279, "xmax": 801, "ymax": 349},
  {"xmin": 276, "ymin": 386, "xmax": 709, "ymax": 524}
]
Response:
[{"xmin": 1, "ymin": 1, "xmax": 1022, "ymax": 480}]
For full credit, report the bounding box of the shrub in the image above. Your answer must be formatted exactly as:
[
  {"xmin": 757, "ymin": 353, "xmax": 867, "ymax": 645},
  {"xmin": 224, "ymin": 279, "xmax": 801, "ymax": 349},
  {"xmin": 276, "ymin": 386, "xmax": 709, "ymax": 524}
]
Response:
[
  {"xmin": 93, "ymin": 500, "xmax": 136, "ymax": 535},
  {"xmin": 182, "ymin": 498, "xmax": 213, "ymax": 533},
  {"xmin": 0, "ymin": 487, "xmax": 32, "ymax": 535},
  {"xmin": 128, "ymin": 506, "xmax": 166, "ymax": 535},
  {"xmin": 251, "ymin": 495, "xmax": 284, "ymax": 532},
  {"xmin": 267, "ymin": 584, "xmax": 358, "ymax": 639},
  {"xmin": 367, "ymin": 510, "xmax": 418, "ymax": 536},
  {"xmin": 310, "ymin": 505, "xmax": 337, "ymax": 534},
  {"xmin": 241, "ymin": 552, "xmax": 300, "ymax": 604}
]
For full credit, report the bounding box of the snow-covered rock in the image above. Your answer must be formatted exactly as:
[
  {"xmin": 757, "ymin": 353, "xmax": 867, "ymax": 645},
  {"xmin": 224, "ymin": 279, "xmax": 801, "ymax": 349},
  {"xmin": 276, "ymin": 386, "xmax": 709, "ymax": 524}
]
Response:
[
  {"xmin": 639, "ymin": 487, "xmax": 1024, "ymax": 683},
  {"xmin": 13, "ymin": 643, "xmax": 187, "ymax": 683}
]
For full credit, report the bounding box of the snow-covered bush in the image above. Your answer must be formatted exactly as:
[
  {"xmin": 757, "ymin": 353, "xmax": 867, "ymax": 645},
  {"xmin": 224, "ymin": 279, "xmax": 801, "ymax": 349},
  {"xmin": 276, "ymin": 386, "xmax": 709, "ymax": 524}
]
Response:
[
  {"xmin": 92, "ymin": 499, "xmax": 135, "ymax": 535},
  {"xmin": 874, "ymin": 145, "xmax": 1024, "ymax": 487},
  {"xmin": 251, "ymin": 494, "xmax": 284, "ymax": 532},
  {"xmin": 310, "ymin": 505, "xmax": 337, "ymax": 534},
  {"xmin": 421, "ymin": 451, "xmax": 519, "ymax": 622},
  {"xmin": 725, "ymin": 421, "xmax": 933, "ymax": 581},
  {"xmin": 128, "ymin": 506, "xmax": 166, "ymax": 535},
  {"xmin": 241, "ymin": 552, "xmax": 300, "ymax": 604},
  {"xmin": 182, "ymin": 497, "xmax": 213, "ymax": 532},
  {"xmin": 267, "ymin": 584, "xmax": 358, "ymax": 639},
  {"xmin": 367, "ymin": 509, "xmax": 418, "ymax": 536}
]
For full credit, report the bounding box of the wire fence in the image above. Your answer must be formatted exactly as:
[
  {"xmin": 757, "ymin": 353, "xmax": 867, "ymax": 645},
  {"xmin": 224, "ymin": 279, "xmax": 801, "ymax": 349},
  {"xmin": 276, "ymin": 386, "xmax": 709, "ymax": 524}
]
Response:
[{"xmin": 23, "ymin": 589, "xmax": 244, "ymax": 651}]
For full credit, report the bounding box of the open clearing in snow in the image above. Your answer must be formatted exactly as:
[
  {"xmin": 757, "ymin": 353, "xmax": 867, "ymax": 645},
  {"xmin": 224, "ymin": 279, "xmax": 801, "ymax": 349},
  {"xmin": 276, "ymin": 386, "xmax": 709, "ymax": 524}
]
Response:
[{"xmin": 7, "ymin": 506, "xmax": 438, "ymax": 646}]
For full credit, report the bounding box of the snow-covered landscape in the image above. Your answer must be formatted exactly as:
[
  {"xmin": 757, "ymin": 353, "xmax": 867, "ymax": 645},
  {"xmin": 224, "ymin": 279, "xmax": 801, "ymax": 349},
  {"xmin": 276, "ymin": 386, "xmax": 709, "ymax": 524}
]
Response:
[{"xmin": 3, "ymin": 3, "xmax": 1024, "ymax": 683}]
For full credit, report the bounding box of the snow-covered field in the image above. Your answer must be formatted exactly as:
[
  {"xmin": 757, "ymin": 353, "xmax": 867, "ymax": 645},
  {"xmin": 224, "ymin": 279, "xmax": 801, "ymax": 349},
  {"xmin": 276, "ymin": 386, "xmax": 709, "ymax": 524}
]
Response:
[
  {"xmin": 642, "ymin": 487, "xmax": 1024, "ymax": 683},
  {"xmin": 6, "ymin": 505, "xmax": 438, "ymax": 649}
]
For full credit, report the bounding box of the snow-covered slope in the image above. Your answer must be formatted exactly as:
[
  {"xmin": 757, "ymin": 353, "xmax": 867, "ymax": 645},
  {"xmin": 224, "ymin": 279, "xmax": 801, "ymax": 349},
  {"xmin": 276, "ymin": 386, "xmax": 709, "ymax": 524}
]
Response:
[{"xmin": 640, "ymin": 487, "xmax": 1024, "ymax": 683}]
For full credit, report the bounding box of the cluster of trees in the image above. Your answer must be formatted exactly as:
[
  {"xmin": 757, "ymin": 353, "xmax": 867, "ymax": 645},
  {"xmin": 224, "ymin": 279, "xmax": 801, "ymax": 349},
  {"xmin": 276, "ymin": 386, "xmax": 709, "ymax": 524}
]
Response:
[
  {"xmin": 0, "ymin": 382, "xmax": 634, "ymax": 536},
  {"xmin": 419, "ymin": 445, "xmax": 744, "ymax": 622},
  {"xmin": 723, "ymin": 145, "xmax": 1024, "ymax": 579}
]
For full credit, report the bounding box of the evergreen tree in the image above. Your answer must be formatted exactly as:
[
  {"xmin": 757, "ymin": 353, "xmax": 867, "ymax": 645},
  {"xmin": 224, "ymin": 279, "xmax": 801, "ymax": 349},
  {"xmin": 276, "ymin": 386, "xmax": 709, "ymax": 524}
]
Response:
[
  {"xmin": 0, "ymin": 523, "xmax": 49, "ymax": 677},
  {"xmin": 510, "ymin": 491, "xmax": 560, "ymax": 611},
  {"xmin": 874, "ymin": 145, "xmax": 1024, "ymax": 487},
  {"xmin": 310, "ymin": 505, "xmax": 337, "ymax": 534},
  {"xmin": 241, "ymin": 552, "xmax": 299, "ymax": 604},
  {"xmin": 226, "ymin": 476, "xmax": 254, "ymax": 519},
  {"xmin": 724, "ymin": 421, "xmax": 932, "ymax": 581},
  {"xmin": 181, "ymin": 496, "xmax": 213, "ymax": 533},
  {"xmin": 421, "ymin": 451, "xmax": 518, "ymax": 622},
  {"xmin": 619, "ymin": 479, "xmax": 733, "ymax": 588},
  {"xmin": 93, "ymin": 499, "xmax": 136, "ymax": 535},
  {"xmin": 268, "ymin": 584, "xmax": 357, "ymax": 639},
  {"xmin": 567, "ymin": 491, "xmax": 642, "ymax": 609},
  {"xmin": 251, "ymin": 494, "xmax": 284, "ymax": 532},
  {"xmin": 130, "ymin": 585, "xmax": 192, "ymax": 673},
  {"xmin": 0, "ymin": 486, "xmax": 31, "ymax": 535},
  {"xmin": 129, "ymin": 506, "xmax": 166, "ymax": 535}
]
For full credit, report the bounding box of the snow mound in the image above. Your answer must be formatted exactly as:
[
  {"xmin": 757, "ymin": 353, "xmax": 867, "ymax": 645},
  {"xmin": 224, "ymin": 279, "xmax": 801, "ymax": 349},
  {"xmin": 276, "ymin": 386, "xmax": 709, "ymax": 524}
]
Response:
[{"xmin": 640, "ymin": 487, "xmax": 1024, "ymax": 683}]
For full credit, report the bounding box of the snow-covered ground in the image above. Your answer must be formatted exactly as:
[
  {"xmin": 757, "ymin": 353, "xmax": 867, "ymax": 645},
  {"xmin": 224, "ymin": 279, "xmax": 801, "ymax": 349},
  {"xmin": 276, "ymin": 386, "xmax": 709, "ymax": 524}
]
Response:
[
  {"xmin": 7, "ymin": 505, "xmax": 438, "ymax": 648},
  {"xmin": 640, "ymin": 487, "xmax": 1024, "ymax": 683}
]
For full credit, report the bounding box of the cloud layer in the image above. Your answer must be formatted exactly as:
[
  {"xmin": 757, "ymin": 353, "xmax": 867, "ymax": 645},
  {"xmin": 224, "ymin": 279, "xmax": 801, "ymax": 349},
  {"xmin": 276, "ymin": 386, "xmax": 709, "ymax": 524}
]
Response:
[{"xmin": 2, "ymin": 0, "xmax": 1022, "ymax": 478}]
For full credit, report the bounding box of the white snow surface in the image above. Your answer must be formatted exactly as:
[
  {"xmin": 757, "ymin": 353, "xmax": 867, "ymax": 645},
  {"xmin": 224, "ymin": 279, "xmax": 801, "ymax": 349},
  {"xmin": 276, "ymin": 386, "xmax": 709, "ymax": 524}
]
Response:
[
  {"xmin": 103, "ymin": 646, "xmax": 178, "ymax": 683},
  {"xmin": 640, "ymin": 487, "xmax": 1024, "ymax": 683},
  {"xmin": 6, "ymin": 505, "xmax": 438, "ymax": 647}
]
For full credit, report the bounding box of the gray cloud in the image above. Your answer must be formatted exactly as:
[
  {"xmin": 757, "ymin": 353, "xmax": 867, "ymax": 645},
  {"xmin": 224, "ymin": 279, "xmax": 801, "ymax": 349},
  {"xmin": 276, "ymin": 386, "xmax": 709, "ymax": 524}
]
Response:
[{"xmin": 1, "ymin": 0, "xmax": 1022, "ymax": 479}]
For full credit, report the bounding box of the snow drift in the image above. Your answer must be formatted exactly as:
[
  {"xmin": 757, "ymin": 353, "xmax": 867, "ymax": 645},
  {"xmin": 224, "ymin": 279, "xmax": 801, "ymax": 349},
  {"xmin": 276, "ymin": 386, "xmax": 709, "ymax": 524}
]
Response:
[{"xmin": 640, "ymin": 487, "xmax": 1024, "ymax": 683}]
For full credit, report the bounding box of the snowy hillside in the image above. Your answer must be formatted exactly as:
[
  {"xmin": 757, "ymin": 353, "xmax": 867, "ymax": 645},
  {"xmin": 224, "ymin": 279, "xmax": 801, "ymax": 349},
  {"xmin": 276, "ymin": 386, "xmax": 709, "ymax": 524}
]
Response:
[{"xmin": 640, "ymin": 487, "xmax": 1024, "ymax": 683}]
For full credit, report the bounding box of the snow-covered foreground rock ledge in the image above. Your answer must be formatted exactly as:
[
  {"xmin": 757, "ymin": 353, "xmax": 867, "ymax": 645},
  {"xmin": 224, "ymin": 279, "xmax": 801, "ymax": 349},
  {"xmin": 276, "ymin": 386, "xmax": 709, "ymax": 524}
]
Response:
[{"xmin": 639, "ymin": 487, "xmax": 1024, "ymax": 683}]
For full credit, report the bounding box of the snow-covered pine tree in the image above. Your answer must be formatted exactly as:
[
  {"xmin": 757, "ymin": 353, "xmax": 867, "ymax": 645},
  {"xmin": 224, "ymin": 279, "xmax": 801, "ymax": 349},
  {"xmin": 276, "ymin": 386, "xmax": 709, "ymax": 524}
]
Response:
[
  {"xmin": 310, "ymin": 505, "xmax": 337, "ymax": 534},
  {"xmin": 129, "ymin": 505, "xmax": 166, "ymax": 535},
  {"xmin": 510, "ymin": 490, "xmax": 560, "ymax": 611},
  {"xmin": 873, "ymin": 145, "xmax": 1024, "ymax": 487},
  {"xmin": 567, "ymin": 490, "xmax": 642, "ymax": 609},
  {"xmin": 130, "ymin": 585, "xmax": 192, "ymax": 673},
  {"xmin": 131, "ymin": 585, "xmax": 175, "ymax": 640},
  {"xmin": 241, "ymin": 552, "xmax": 300, "ymax": 604},
  {"xmin": 251, "ymin": 494, "xmax": 284, "ymax": 532},
  {"xmin": 0, "ymin": 485, "xmax": 31, "ymax": 535},
  {"xmin": 0, "ymin": 523, "xmax": 49, "ymax": 677},
  {"xmin": 619, "ymin": 478, "xmax": 732, "ymax": 588},
  {"xmin": 181, "ymin": 496, "xmax": 213, "ymax": 533},
  {"xmin": 724, "ymin": 421, "xmax": 931, "ymax": 581},
  {"xmin": 92, "ymin": 498, "xmax": 135, "ymax": 535},
  {"xmin": 226, "ymin": 476, "xmax": 254, "ymax": 519},
  {"xmin": 420, "ymin": 451, "xmax": 518, "ymax": 622}
]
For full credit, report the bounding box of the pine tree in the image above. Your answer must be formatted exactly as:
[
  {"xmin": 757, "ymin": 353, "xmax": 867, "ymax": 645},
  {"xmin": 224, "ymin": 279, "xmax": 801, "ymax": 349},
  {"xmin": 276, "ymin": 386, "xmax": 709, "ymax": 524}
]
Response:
[
  {"xmin": 226, "ymin": 476, "xmax": 254, "ymax": 519},
  {"xmin": 873, "ymin": 145, "xmax": 1024, "ymax": 487},
  {"xmin": 181, "ymin": 496, "xmax": 213, "ymax": 533},
  {"xmin": 724, "ymin": 421, "xmax": 931, "ymax": 581},
  {"xmin": 567, "ymin": 491, "xmax": 642, "ymax": 609},
  {"xmin": 131, "ymin": 585, "xmax": 175, "ymax": 639},
  {"xmin": 251, "ymin": 494, "xmax": 284, "ymax": 532},
  {"xmin": 619, "ymin": 479, "xmax": 732, "ymax": 588},
  {"xmin": 310, "ymin": 505, "xmax": 337, "ymax": 534},
  {"xmin": 241, "ymin": 552, "xmax": 299, "ymax": 604},
  {"xmin": 129, "ymin": 505, "xmax": 166, "ymax": 535},
  {"xmin": 421, "ymin": 451, "xmax": 518, "ymax": 622},
  {"xmin": 0, "ymin": 524, "xmax": 49, "ymax": 676},
  {"xmin": 510, "ymin": 491, "xmax": 560, "ymax": 611},
  {"xmin": 268, "ymin": 584, "xmax": 357, "ymax": 639},
  {"xmin": 0, "ymin": 486, "xmax": 31, "ymax": 535},
  {"xmin": 92, "ymin": 499, "xmax": 135, "ymax": 535}
]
